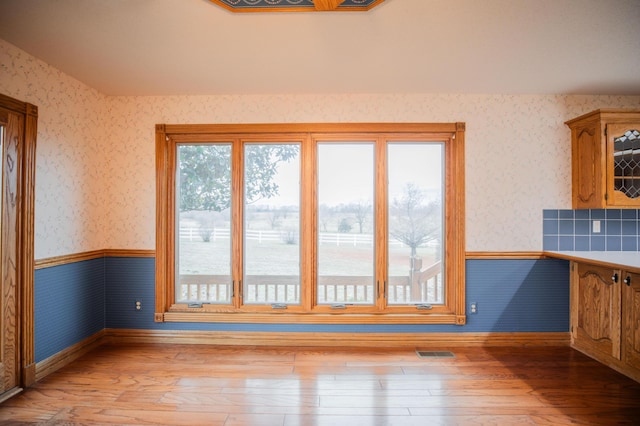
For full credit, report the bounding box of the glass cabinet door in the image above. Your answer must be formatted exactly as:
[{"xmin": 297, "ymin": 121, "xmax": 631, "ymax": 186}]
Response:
[{"xmin": 608, "ymin": 123, "xmax": 640, "ymax": 207}]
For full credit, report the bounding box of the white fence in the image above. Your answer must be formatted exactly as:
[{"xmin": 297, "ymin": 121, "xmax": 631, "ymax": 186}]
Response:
[
  {"xmin": 179, "ymin": 227, "xmax": 436, "ymax": 248},
  {"xmin": 180, "ymin": 227, "xmax": 375, "ymax": 246}
]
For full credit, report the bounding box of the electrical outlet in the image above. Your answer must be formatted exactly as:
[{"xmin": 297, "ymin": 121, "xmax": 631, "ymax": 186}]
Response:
[
  {"xmin": 470, "ymin": 302, "xmax": 477, "ymax": 314},
  {"xmin": 592, "ymin": 220, "xmax": 601, "ymax": 233},
  {"xmin": 135, "ymin": 300, "xmax": 142, "ymax": 311}
]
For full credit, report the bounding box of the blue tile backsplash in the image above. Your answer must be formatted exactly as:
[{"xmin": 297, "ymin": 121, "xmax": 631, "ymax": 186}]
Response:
[{"xmin": 543, "ymin": 209, "xmax": 640, "ymax": 251}]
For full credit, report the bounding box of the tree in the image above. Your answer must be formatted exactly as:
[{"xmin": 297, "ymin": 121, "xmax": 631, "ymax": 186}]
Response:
[
  {"xmin": 351, "ymin": 200, "xmax": 371, "ymax": 234},
  {"xmin": 389, "ymin": 183, "xmax": 441, "ymax": 258},
  {"xmin": 178, "ymin": 144, "xmax": 299, "ymax": 212},
  {"xmin": 267, "ymin": 209, "xmax": 282, "ymax": 229},
  {"xmin": 318, "ymin": 204, "xmax": 332, "ymax": 232},
  {"xmin": 338, "ymin": 218, "xmax": 352, "ymax": 233}
]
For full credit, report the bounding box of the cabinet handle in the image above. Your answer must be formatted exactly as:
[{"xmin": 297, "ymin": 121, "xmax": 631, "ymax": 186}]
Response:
[
  {"xmin": 624, "ymin": 275, "xmax": 631, "ymax": 286},
  {"xmin": 612, "ymin": 273, "xmax": 619, "ymax": 283}
]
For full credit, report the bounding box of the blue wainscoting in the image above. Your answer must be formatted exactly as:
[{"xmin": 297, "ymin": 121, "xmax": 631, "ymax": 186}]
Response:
[
  {"xmin": 464, "ymin": 259, "xmax": 569, "ymax": 332},
  {"xmin": 35, "ymin": 256, "xmax": 570, "ymax": 362},
  {"xmin": 34, "ymin": 258, "xmax": 106, "ymax": 363}
]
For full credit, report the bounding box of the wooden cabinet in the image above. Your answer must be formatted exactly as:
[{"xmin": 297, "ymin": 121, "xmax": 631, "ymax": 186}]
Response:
[
  {"xmin": 623, "ymin": 271, "xmax": 640, "ymax": 372},
  {"xmin": 571, "ymin": 262, "xmax": 621, "ymax": 359},
  {"xmin": 571, "ymin": 261, "xmax": 640, "ymax": 382},
  {"xmin": 566, "ymin": 109, "xmax": 640, "ymax": 209}
]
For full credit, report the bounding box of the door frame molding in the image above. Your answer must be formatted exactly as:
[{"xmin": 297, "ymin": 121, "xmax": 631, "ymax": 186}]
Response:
[{"xmin": 0, "ymin": 93, "xmax": 37, "ymax": 388}]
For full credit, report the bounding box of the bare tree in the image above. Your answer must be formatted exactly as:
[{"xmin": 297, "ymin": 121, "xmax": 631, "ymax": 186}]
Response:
[
  {"xmin": 389, "ymin": 183, "xmax": 440, "ymax": 258},
  {"xmin": 318, "ymin": 204, "xmax": 332, "ymax": 232},
  {"xmin": 267, "ymin": 209, "xmax": 281, "ymax": 229},
  {"xmin": 351, "ymin": 200, "xmax": 371, "ymax": 234}
]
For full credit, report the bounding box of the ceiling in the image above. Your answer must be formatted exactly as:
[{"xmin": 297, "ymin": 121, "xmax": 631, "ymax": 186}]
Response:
[{"xmin": 0, "ymin": 0, "xmax": 639, "ymax": 96}]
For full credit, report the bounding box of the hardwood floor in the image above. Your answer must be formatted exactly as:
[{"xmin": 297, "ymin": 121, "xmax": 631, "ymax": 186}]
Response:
[{"xmin": 1, "ymin": 343, "xmax": 640, "ymax": 425}]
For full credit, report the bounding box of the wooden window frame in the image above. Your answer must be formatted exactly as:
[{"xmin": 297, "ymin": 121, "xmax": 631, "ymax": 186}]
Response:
[{"xmin": 155, "ymin": 123, "xmax": 466, "ymax": 325}]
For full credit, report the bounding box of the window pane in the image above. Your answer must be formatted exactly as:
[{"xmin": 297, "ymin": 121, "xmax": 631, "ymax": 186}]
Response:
[
  {"xmin": 176, "ymin": 144, "xmax": 232, "ymax": 304},
  {"xmin": 317, "ymin": 143, "xmax": 375, "ymax": 305},
  {"xmin": 387, "ymin": 143, "xmax": 444, "ymax": 305},
  {"xmin": 243, "ymin": 143, "xmax": 301, "ymax": 305}
]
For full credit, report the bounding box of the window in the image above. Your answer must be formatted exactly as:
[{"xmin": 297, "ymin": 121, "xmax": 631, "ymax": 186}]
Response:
[
  {"xmin": 155, "ymin": 123, "xmax": 465, "ymax": 324},
  {"xmin": 243, "ymin": 143, "xmax": 301, "ymax": 305},
  {"xmin": 317, "ymin": 142, "xmax": 375, "ymax": 306}
]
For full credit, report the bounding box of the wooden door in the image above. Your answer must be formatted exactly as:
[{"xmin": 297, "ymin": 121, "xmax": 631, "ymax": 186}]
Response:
[
  {"xmin": 0, "ymin": 105, "xmax": 21, "ymax": 397},
  {"xmin": 623, "ymin": 271, "xmax": 640, "ymax": 371},
  {"xmin": 0, "ymin": 93, "xmax": 37, "ymax": 402},
  {"xmin": 572, "ymin": 262, "xmax": 621, "ymax": 360}
]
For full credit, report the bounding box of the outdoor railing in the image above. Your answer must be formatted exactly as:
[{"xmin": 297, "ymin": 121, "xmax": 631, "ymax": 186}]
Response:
[{"xmin": 178, "ymin": 261, "xmax": 442, "ymax": 305}]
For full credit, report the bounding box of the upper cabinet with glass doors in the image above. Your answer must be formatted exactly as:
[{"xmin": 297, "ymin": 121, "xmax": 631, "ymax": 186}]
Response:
[{"xmin": 566, "ymin": 109, "xmax": 640, "ymax": 208}]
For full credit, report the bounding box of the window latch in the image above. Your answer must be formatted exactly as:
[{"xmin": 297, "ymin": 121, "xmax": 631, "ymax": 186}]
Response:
[
  {"xmin": 271, "ymin": 303, "xmax": 288, "ymax": 310},
  {"xmin": 330, "ymin": 303, "xmax": 347, "ymax": 309},
  {"xmin": 416, "ymin": 304, "xmax": 433, "ymax": 310},
  {"xmin": 187, "ymin": 303, "xmax": 203, "ymax": 308}
]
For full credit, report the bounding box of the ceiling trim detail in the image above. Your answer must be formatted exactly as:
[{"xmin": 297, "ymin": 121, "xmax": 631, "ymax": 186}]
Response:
[{"xmin": 208, "ymin": 0, "xmax": 385, "ymax": 12}]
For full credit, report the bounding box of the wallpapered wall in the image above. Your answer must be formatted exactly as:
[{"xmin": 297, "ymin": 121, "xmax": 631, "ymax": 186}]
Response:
[
  {"xmin": 0, "ymin": 39, "xmax": 109, "ymax": 259},
  {"xmin": 1, "ymin": 39, "xmax": 640, "ymax": 259}
]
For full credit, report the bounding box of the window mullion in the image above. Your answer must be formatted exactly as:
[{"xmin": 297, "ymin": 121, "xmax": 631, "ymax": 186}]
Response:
[
  {"xmin": 375, "ymin": 137, "xmax": 388, "ymax": 311},
  {"xmin": 232, "ymin": 138, "xmax": 244, "ymax": 309},
  {"xmin": 302, "ymin": 135, "xmax": 315, "ymax": 311}
]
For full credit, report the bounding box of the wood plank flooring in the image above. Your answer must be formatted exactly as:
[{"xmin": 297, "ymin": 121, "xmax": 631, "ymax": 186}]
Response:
[{"xmin": 1, "ymin": 343, "xmax": 640, "ymax": 425}]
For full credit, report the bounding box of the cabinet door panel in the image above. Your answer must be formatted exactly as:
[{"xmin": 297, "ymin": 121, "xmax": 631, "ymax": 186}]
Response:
[
  {"xmin": 623, "ymin": 271, "xmax": 640, "ymax": 370},
  {"xmin": 573, "ymin": 263, "xmax": 621, "ymax": 359},
  {"xmin": 572, "ymin": 123, "xmax": 603, "ymax": 208}
]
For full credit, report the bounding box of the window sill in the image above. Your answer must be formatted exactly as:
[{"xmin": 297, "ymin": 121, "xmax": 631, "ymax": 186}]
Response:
[{"xmin": 158, "ymin": 311, "xmax": 466, "ymax": 325}]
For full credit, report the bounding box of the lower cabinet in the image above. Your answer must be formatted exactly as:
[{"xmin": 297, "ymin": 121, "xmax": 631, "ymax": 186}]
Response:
[
  {"xmin": 571, "ymin": 261, "xmax": 640, "ymax": 382},
  {"xmin": 623, "ymin": 270, "xmax": 640, "ymax": 371}
]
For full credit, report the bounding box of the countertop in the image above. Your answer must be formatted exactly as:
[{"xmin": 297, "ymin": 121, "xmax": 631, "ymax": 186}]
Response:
[{"xmin": 544, "ymin": 251, "xmax": 640, "ymax": 273}]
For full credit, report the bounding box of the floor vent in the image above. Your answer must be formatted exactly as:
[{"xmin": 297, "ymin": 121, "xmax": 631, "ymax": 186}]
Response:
[{"xmin": 416, "ymin": 350, "xmax": 455, "ymax": 359}]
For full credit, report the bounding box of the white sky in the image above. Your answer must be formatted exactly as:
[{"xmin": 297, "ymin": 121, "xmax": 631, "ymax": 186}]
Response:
[{"xmin": 256, "ymin": 142, "xmax": 444, "ymax": 207}]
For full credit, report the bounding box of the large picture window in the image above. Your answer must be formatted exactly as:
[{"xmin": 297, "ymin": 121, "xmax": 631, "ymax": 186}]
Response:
[{"xmin": 155, "ymin": 123, "xmax": 465, "ymax": 324}]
